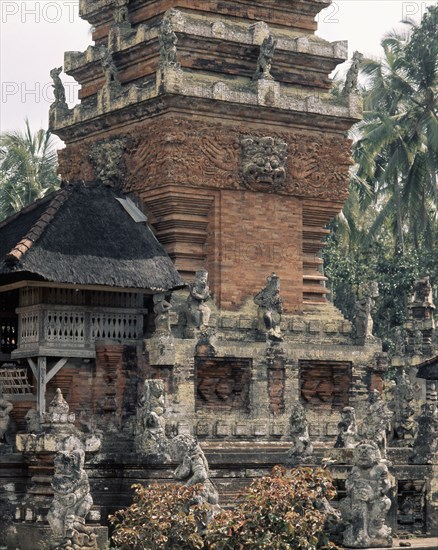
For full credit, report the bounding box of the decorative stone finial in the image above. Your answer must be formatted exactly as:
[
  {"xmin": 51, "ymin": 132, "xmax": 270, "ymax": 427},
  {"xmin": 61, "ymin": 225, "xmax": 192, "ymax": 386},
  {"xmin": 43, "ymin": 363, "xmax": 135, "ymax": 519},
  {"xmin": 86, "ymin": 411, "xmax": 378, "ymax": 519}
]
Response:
[
  {"xmin": 342, "ymin": 51, "xmax": 363, "ymax": 95},
  {"xmin": 50, "ymin": 67, "xmax": 67, "ymax": 106},
  {"xmin": 99, "ymin": 45, "xmax": 120, "ymax": 87},
  {"xmin": 410, "ymin": 401, "xmax": 438, "ymax": 464},
  {"xmin": 43, "ymin": 388, "xmax": 75, "ymax": 425},
  {"xmin": 253, "ymin": 34, "xmax": 277, "ymax": 81},
  {"xmin": 340, "ymin": 440, "xmax": 393, "ymax": 548},
  {"xmin": 113, "ymin": 0, "xmax": 130, "ymax": 26},
  {"xmin": 254, "ymin": 272, "xmax": 283, "ymax": 341}
]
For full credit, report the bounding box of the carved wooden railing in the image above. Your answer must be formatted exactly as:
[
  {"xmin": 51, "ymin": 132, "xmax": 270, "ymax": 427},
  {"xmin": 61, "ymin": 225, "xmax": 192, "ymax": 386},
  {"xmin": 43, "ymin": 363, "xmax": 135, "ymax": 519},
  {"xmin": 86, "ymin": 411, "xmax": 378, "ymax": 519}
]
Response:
[{"xmin": 15, "ymin": 304, "xmax": 144, "ymax": 357}]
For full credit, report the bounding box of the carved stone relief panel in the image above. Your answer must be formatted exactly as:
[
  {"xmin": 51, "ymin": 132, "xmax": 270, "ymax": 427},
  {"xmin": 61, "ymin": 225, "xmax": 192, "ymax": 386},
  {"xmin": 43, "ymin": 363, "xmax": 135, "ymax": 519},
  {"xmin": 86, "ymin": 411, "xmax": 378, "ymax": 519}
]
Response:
[
  {"xmin": 299, "ymin": 360, "xmax": 352, "ymax": 409},
  {"xmin": 195, "ymin": 357, "xmax": 251, "ymax": 413}
]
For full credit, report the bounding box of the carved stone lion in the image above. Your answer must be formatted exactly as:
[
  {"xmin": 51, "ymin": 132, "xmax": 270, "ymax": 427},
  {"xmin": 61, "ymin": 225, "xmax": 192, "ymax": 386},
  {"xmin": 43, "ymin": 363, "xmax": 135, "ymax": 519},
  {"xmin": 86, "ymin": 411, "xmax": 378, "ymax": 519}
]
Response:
[{"xmin": 240, "ymin": 136, "xmax": 287, "ymax": 192}]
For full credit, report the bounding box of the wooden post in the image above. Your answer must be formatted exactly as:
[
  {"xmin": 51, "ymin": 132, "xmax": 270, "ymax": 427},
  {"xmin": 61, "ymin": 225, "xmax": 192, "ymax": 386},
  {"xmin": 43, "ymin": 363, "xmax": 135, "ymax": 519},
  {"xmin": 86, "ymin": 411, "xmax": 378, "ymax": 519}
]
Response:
[{"xmin": 37, "ymin": 356, "xmax": 47, "ymax": 414}]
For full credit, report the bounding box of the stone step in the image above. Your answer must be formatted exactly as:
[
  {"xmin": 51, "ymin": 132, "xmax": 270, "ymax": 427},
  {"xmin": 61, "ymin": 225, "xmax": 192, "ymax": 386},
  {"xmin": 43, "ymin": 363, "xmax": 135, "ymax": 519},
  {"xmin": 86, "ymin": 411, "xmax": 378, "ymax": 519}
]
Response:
[{"xmin": 344, "ymin": 538, "xmax": 438, "ymax": 550}]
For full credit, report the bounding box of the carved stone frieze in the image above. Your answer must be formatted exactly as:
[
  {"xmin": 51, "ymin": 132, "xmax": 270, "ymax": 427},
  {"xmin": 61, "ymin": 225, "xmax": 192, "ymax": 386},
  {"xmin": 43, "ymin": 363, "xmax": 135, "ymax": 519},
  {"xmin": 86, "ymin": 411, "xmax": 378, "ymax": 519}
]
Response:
[{"xmin": 59, "ymin": 119, "xmax": 352, "ymax": 201}]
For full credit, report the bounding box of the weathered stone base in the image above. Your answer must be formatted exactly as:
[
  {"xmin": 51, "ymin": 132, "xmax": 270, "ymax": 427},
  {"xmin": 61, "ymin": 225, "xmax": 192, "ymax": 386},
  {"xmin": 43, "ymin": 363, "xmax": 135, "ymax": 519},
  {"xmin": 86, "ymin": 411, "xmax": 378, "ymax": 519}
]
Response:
[
  {"xmin": 6, "ymin": 524, "xmax": 108, "ymax": 550},
  {"xmin": 344, "ymin": 539, "xmax": 438, "ymax": 550}
]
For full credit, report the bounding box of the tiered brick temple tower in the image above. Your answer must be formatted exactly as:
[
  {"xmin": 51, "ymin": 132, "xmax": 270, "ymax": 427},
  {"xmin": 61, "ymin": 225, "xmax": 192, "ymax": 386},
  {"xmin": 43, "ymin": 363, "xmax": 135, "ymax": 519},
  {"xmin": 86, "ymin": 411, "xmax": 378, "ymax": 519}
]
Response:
[
  {"xmin": 54, "ymin": 0, "xmax": 361, "ymax": 309},
  {"xmin": 47, "ymin": 0, "xmax": 386, "ymax": 501},
  {"xmin": 3, "ymin": 0, "xmax": 437, "ymax": 543}
]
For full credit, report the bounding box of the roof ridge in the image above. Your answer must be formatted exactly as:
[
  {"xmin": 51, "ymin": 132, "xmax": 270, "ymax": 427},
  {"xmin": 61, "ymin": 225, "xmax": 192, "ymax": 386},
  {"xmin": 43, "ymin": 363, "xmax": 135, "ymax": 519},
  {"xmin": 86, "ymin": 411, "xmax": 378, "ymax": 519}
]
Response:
[
  {"xmin": 0, "ymin": 189, "xmax": 59, "ymax": 232},
  {"xmin": 5, "ymin": 186, "xmax": 74, "ymax": 266}
]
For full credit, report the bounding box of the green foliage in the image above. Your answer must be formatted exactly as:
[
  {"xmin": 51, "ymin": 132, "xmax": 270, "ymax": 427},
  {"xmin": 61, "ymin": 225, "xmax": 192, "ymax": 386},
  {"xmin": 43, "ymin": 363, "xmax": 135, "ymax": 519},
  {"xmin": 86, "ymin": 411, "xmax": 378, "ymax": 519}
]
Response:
[
  {"xmin": 0, "ymin": 119, "xmax": 60, "ymax": 221},
  {"xmin": 206, "ymin": 466, "xmax": 339, "ymax": 550},
  {"xmin": 110, "ymin": 483, "xmax": 205, "ymax": 550},
  {"xmin": 326, "ymin": 6, "xmax": 438, "ymax": 350},
  {"xmin": 110, "ymin": 468, "xmax": 340, "ymax": 550}
]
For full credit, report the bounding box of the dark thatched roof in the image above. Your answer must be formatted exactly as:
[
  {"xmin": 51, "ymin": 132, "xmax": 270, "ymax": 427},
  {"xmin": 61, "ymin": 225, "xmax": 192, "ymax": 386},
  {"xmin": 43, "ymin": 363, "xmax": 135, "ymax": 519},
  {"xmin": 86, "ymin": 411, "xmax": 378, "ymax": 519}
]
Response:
[
  {"xmin": 0, "ymin": 183, "xmax": 185, "ymax": 292},
  {"xmin": 416, "ymin": 355, "xmax": 438, "ymax": 380}
]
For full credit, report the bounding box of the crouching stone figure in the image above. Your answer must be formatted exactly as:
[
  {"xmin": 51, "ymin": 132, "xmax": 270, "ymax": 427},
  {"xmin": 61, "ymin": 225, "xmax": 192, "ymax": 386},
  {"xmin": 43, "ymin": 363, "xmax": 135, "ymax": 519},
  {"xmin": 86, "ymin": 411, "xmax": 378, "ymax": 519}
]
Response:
[{"xmin": 171, "ymin": 434, "xmax": 219, "ymax": 506}]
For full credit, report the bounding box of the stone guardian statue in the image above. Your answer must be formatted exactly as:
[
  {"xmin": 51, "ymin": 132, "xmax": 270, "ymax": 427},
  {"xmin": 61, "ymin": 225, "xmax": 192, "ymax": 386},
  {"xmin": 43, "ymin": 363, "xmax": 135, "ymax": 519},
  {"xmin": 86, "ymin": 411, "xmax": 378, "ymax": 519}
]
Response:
[
  {"xmin": 159, "ymin": 15, "xmax": 180, "ymax": 68},
  {"xmin": 342, "ymin": 51, "xmax": 363, "ymax": 95},
  {"xmin": 254, "ymin": 272, "xmax": 283, "ymax": 341},
  {"xmin": 170, "ymin": 434, "xmax": 220, "ymax": 527},
  {"xmin": 254, "ymin": 34, "xmax": 277, "ymax": 80},
  {"xmin": 286, "ymin": 402, "xmax": 313, "ymax": 466},
  {"xmin": 135, "ymin": 380, "xmax": 169, "ymax": 460},
  {"xmin": 363, "ymin": 389, "xmax": 392, "ymax": 457},
  {"xmin": 186, "ymin": 269, "xmax": 211, "ymax": 329},
  {"xmin": 50, "ymin": 67, "xmax": 67, "ymax": 106},
  {"xmin": 335, "ymin": 406, "xmax": 358, "ymax": 448},
  {"xmin": 354, "ymin": 281, "xmax": 379, "ymax": 344},
  {"xmin": 0, "ymin": 385, "xmax": 13, "ymax": 443},
  {"xmin": 340, "ymin": 440, "xmax": 393, "ymax": 548},
  {"xmin": 153, "ymin": 293, "xmax": 172, "ymax": 334},
  {"xmin": 47, "ymin": 448, "xmax": 97, "ymax": 549}
]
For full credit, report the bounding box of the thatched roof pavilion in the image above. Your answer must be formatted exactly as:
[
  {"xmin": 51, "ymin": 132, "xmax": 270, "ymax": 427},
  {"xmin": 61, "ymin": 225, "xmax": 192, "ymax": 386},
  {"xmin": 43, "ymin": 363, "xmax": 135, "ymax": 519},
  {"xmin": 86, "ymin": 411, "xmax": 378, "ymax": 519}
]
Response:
[{"xmin": 0, "ymin": 182, "xmax": 184, "ymax": 291}]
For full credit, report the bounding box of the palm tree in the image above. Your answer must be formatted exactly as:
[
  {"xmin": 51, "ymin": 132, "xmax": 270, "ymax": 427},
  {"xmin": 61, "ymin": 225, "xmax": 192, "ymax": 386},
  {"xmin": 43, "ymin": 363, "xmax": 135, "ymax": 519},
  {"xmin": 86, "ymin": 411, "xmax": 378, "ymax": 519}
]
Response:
[
  {"xmin": 353, "ymin": 6, "xmax": 438, "ymax": 254},
  {"xmin": 0, "ymin": 119, "xmax": 60, "ymax": 221}
]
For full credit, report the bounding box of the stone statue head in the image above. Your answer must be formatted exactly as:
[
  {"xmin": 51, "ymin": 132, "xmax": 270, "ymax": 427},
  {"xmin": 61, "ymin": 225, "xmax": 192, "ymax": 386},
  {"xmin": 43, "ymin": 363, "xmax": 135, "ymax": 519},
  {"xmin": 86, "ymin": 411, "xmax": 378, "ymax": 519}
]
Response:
[
  {"xmin": 195, "ymin": 269, "xmax": 208, "ymax": 287},
  {"xmin": 341, "ymin": 406, "xmax": 356, "ymax": 422},
  {"xmin": 50, "ymin": 66, "xmax": 62, "ymax": 79},
  {"xmin": 354, "ymin": 440, "xmax": 381, "ymax": 468},
  {"xmin": 54, "ymin": 449, "xmax": 85, "ymax": 481},
  {"xmin": 153, "ymin": 293, "xmax": 166, "ymax": 304},
  {"xmin": 171, "ymin": 434, "xmax": 199, "ymax": 462},
  {"xmin": 215, "ymin": 378, "xmax": 233, "ymax": 401},
  {"xmin": 369, "ymin": 388, "xmax": 381, "ymax": 404},
  {"xmin": 267, "ymin": 272, "xmax": 280, "ymax": 292},
  {"xmin": 363, "ymin": 281, "xmax": 379, "ymax": 299},
  {"xmin": 352, "ymin": 51, "xmax": 364, "ymax": 64}
]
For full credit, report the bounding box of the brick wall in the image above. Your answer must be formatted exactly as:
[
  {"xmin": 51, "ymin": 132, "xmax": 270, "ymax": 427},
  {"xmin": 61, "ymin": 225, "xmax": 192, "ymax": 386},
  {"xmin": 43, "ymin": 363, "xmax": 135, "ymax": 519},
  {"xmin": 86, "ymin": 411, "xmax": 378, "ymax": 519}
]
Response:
[{"xmin": 209, "ymin": 190, "xmax": 303, "ymax": 312}]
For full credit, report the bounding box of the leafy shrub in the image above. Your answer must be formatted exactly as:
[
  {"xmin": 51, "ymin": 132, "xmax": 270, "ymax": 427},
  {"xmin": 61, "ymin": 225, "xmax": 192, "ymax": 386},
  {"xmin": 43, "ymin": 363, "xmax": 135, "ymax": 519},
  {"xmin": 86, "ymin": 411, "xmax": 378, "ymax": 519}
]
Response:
[
  {"xmin": 110, "ymin": 467, "xmax": 341, "ymax": 550},
  {"xmin": 110, "ymin": 483, "xmax": 205, "ymax": 550},
  {"xmin": 205, "ymin": 466, "xmax": 340, "ymax": 550}
]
